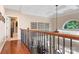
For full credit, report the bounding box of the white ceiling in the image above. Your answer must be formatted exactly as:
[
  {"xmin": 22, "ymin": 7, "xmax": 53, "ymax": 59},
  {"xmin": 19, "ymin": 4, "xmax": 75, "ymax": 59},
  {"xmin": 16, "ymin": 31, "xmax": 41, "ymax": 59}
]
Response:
[{"xmin": 4, "ymin": 5, "xmax": 79, "ymax": 17}]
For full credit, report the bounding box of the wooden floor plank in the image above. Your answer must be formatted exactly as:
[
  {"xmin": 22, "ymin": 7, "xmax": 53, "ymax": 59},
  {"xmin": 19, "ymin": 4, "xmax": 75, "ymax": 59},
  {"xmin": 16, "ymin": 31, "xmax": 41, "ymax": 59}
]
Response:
[{"xmin": 1, "ymin": 40, "xmax": 30, "ymax": 54}]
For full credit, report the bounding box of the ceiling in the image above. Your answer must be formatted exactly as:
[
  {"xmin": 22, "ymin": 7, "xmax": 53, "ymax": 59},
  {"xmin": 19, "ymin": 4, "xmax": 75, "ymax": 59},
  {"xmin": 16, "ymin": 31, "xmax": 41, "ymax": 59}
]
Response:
[{"xmin": 4, "ymin": 5, "xmax": 79, "ymax": 18}]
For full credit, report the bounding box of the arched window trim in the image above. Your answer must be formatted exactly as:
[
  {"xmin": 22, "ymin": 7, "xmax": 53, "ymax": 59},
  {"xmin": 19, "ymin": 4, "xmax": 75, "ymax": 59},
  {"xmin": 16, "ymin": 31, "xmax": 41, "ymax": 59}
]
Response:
[{"xmin": 62, "ymin": 19, "xmax": 79, "ymax": 30}]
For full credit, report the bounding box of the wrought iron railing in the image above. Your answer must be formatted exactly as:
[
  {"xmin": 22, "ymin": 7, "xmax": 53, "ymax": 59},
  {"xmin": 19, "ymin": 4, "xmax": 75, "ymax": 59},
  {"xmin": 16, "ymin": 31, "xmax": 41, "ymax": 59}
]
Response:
[{"xmin": 21, "ymin": 28, "xmax": 79, "ymax": 54}]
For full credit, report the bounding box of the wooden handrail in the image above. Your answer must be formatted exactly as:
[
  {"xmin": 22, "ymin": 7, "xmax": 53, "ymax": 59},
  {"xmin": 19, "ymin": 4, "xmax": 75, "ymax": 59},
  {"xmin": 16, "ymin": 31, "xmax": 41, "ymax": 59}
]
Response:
[
  {"xmin": 21, "ymin": 29, "xmax": 79, "ymax": 54},
  {"xmin": 21, "ymin": 28, "xmax": 79, "ymax": 54},
  {"xmin": 29, "ymin": 29, "xmax": 79, "ymax": 40}
]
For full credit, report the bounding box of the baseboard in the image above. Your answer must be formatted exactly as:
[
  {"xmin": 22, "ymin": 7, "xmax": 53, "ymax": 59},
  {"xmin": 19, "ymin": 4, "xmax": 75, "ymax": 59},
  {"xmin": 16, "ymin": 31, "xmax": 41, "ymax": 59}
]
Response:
[{"xmin": 0, "ymin": 38, "xmax": 6, "ymax": 53}]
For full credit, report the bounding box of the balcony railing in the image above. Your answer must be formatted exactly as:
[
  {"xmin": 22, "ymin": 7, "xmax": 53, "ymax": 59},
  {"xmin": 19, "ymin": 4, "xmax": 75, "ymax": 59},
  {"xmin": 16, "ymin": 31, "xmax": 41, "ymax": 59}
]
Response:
[{"xmin": 21, "ymin": 28, "xmax": 79, "ymax": 54}]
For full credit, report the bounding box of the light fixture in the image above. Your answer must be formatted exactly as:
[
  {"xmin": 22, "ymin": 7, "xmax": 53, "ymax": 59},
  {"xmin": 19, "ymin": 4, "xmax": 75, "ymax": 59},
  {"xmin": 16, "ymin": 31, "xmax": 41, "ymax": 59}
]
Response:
[
  {"xmin": 54, "ymin": 5, "xmax": 59, "ymax": 32},
  {"xmin": 0, "ymin": 12, "xmax": 5, "ymax": 23}
]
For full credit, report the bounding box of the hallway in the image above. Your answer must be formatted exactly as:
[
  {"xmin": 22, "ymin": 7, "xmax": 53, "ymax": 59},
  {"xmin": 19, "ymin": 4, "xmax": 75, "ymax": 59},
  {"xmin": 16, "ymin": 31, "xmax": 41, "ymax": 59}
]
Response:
[{"xmin": 0, "ymin": 40, "xmax": 30, "ymax": 54}]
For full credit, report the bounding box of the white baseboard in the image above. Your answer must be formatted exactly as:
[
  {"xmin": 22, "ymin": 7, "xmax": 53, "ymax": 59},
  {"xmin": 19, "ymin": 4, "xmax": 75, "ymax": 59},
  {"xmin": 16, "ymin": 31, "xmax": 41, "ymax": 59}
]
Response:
[{"xmin": 0, "ymin": 38, "xmax": 6, "ymax": 53}]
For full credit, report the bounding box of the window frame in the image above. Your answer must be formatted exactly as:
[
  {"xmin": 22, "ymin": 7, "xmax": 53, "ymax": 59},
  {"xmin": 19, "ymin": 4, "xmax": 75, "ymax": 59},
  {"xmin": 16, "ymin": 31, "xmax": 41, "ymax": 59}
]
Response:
[{"xmin": 63, "ymin": 19, "xmax": 79, "ymax": 31}]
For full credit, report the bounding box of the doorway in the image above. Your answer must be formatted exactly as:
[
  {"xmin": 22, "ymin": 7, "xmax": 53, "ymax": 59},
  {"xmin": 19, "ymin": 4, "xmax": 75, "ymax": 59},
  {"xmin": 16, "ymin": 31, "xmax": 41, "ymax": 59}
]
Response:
[{"xmin": 10, "ymin": 17, "xmax": 18, "ymax": 38}]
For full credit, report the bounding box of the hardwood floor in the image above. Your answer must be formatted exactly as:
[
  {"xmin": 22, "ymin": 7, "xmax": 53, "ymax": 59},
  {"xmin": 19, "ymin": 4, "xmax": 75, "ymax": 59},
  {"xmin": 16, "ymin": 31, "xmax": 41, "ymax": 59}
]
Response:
[{"xmin": 1, "ymin": 40, "xmax": 31, "ymax": 54}]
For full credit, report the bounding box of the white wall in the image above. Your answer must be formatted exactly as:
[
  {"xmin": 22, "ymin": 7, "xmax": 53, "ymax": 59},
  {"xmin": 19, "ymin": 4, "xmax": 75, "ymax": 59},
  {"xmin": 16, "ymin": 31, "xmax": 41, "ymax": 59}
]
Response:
[
  {"xmin": 0, "ymin": 6, "xmax": 5, "ymax": 16},
  {"xmin": 0, "ymin": 21, "xmax": 5, "ymax": 40},
  {"xmin": 0, "ymin": 21, "xmax": 5, "ymax": 49},
  {"xmin": 0, "ymin": 6, "xmax": 6, "ymax": 52},
  {"xmin": 5, "ymin": 17, "xmax": 11, "ymax": 38},
  {"xmin": 5, "ymin": 9, "xmax": 52, "ymax": 39},
  {"xmin": 5, "ymin": 9, "xmax": 20, "ymax": 40}
]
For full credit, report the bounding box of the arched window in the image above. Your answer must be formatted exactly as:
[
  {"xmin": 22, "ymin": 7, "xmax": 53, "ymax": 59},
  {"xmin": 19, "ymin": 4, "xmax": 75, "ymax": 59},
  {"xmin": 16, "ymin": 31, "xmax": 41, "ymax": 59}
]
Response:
[{"xmin": 64, "ymin": 20, "xmax": 79, "ymax": 30}]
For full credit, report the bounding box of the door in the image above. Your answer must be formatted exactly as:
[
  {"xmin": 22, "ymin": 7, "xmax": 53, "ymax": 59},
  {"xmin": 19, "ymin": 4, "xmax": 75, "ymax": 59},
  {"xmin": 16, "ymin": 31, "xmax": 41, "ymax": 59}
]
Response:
[{"xmin": 10, "ymin": 17, "xmax": 18, "ymax": 38}]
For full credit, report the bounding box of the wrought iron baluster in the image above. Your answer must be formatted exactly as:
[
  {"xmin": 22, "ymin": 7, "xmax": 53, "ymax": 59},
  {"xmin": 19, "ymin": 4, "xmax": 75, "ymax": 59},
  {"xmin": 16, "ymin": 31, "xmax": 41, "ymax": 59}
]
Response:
[
  {"xmin": 30, "ymin": 31, "xmax": 32, "ymax": 51},
  {"xmin": 42, "ymin": 33, "xmax": 45, "ymax": 54},
  {"xmin": 24, "ymin": 30, "xmax": 26, "ymax": 44},
  {"xmin": 70, "ymin": 39, "xmax": 72, "ymax": 54},
  {"xmin": 58, "ymin": 36, "xmax": 59, "ymax": 50},
  {"xmin": 63, "ymin": 38, "xmax": 65, "ymax": 54},
  {"xmin": 23, "ymin": 30, "xmax": 25, "ymax": 42},
  {"xmin": 44, "ymin": 33, "xmax": 45, "ymax": 52},
  {"xmin": 25, "ymin": 30, "xmax": 27, "ymax": 45},
  {"xmin": 46, "ymin": 34, "xmax": 48, "ymax": 54},
  {"xmin": 27, "ymin": 29, "xmax": 29, "ymax": 48},
  {"xmin": 21, "ymin": 30, "xmax": 22, "ymax": 42},
  {"xmin": 41, "ymin": 33, "xmax": 43, "ymax": 53},
  {"xmin": 50, "ymin": 35, "xmax": 51, "ymax": 54},
  {"xmin": 53, "ymin": 36, "xmax": 55, "ymax": 54},
  {"xmin": 38, "ymin": 32, "xmax": 39, "ymax": 43},
  {"xmin": 41, "ymin": 33, "xmax": 43, "ymax": 54},
  {"xmin": 23, "ymin": 30, "xmax": 24, "ymax": 43}
]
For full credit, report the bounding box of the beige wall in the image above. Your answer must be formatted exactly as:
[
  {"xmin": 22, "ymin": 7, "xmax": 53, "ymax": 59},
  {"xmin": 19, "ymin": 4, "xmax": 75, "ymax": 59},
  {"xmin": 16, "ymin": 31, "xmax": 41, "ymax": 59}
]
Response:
[
  {"xmin": 5, "ymin": 9, "xmax": 52, "ymax": 39},
  {"xmin": 5, "ymin": 8, "xmax": 79, "ymax": 39},
  {"xmin": 6, "ymin": 8, "xmax": 79, "ymax": 38},
  {"xmin": 51, "ymin": 12, "xmax": 79, "ymax": 31}
]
